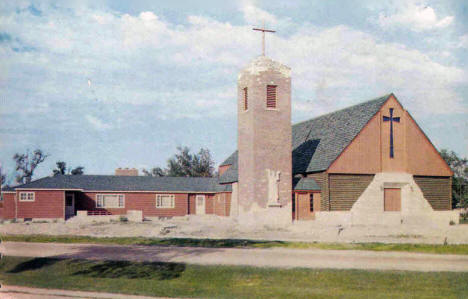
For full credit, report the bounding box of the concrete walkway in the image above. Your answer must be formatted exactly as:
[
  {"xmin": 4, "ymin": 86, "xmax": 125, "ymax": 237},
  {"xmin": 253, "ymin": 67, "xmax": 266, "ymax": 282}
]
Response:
[
  {"xmin": 0, "ymin": 285, "xmax": 171, "ymax": 299},
  {"xmin": 2, "ymin": 241, "xmax": 468, "ymax": 272}
]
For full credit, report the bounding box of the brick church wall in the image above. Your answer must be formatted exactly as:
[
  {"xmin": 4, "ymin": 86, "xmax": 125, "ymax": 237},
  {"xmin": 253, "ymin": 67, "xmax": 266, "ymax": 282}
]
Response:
[{"xmin": 213, "ymin": 192, "xmax": 231, "ymax": 216}]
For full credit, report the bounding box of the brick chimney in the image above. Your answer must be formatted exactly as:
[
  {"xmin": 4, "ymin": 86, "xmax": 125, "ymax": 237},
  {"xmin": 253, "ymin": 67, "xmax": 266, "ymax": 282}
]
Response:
[{"xmin": 115, "ymin": 168, "xmax": 138, "ymax": 176}]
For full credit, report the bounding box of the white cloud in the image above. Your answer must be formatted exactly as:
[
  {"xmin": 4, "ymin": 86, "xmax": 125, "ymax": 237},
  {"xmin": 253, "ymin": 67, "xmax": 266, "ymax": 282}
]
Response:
[
  {"xmin": 240, "ymin": 2, "xmax": 277, "ymax": 26},
  {"xmin": 377, "ymin": 3, "xmax": 454, "ymax": 31},
  {"xmin": 458, "ymin": 34, "xmax": 468, "ymax": 49},
  {"xmin": 85, "ymin": 115, "xmax": 112, "ymax": 130},
  {"xmin": 0, "ymin": 2, "xmax": 465, "ymax": 129}
]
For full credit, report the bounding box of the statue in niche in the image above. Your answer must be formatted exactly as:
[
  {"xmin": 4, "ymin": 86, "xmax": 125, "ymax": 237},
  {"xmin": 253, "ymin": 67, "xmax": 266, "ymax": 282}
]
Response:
[{"xmin": 266, "ymin": 169, "xmax": 281, "ymax": 206}]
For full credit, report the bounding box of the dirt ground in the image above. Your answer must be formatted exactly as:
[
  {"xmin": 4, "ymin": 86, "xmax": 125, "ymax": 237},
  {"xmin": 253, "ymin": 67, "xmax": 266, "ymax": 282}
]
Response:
[{"xmin": 1, "ymin": 215, "xmax": 468, "ymax": 244}]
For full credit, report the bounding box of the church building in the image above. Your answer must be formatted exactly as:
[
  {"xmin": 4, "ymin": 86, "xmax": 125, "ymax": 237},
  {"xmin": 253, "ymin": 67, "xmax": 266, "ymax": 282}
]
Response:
[
  {"xmin": 0, "ymin": 34, "xmax": 458, "ymax": 226},
  {"xmin": 218, "ymin": 55, "xmax": 456, "ymax": 226}
]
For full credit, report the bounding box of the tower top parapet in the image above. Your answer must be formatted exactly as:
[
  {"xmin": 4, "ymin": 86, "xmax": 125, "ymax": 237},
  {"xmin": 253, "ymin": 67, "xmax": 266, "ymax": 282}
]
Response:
[{"xmin": 239, "ymin": 56, "xmax": 291, "ymax": 80}]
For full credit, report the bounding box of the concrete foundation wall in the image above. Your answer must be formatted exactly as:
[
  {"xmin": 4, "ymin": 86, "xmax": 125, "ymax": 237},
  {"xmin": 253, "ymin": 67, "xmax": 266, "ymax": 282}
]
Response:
[{"xmin": 237, "ymin": 202, "xmax": 293, "ymax": 228}]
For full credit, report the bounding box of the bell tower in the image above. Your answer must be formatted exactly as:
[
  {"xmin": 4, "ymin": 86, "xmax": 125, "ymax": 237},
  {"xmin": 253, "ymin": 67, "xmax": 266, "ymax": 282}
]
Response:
[{"xmin": 237, "ymin": 26, "xmax": 292, "ymax": 223}]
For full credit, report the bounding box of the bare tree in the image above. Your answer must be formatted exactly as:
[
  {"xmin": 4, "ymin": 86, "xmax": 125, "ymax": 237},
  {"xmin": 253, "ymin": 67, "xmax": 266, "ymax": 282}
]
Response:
[{"xmin": 13, "ymin": 149, "xmax": 48, "ymax": 184}]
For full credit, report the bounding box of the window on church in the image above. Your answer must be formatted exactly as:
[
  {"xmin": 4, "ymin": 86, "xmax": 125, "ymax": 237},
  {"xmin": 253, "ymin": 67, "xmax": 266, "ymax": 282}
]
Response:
[
  {"xmin": 292, "ymin": 193, "xmax": 295, "ymax": 211},
  {"xmin": 266, "ymin": 85, "xmax": 277, "ymax": 109},
  {"xmin": 243, "ymin": 87, "xmax": 248, "ymax": 110},
  {"xmin": 310, "ymin": 193, "xmax": 314, "ymax": 212}
]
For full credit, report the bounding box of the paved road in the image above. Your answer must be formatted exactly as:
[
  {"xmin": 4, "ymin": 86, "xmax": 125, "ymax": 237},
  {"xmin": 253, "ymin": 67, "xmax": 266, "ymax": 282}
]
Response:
[{"xmin": 2, "ymin": 241, "xmax": 468, "ymax": 272}]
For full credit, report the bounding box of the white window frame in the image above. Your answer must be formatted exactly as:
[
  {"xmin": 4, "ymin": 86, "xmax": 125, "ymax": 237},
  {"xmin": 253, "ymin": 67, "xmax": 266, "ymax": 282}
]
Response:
[
  {"xmin": 96, "ymin": 194, "xmax": 125, "ymax": 208},
  {"xmin": 156, "ymin": 194, "xmax": 175, "ymax": 209},
  {"xmin": 19, "ymin": 192, "xmax": 35, "ymax": 202}
]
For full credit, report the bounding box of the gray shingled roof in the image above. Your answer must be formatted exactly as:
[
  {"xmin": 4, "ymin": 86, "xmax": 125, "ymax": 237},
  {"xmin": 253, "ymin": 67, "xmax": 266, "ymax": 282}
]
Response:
[
  {"xmin": 293, "ymin": 177, "xmax": 321, "ymax": 191},
  {"xmin": 219, "ymin": 94, "xmax": 391, "ymax": 183},
  {"xmin": 219, "ymin": 151, "xmax": 238, "ymax": 184},
  {"xmin": 1, "ymin": 186, "xmax": 16, "ymax": 192},
  {"xmin": 220, "ymin": 151, "xmax": 238, "ymax": 166},
  {"xmin": 11, "ymin": 175, "xmax": 226, "ymax": 192}
]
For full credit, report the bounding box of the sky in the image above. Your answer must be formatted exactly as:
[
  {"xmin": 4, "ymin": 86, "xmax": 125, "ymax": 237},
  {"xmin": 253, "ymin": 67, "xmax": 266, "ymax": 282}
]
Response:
[{"xmin": 0, "ymin": 0, "xmax": 467, "ymax": 184}]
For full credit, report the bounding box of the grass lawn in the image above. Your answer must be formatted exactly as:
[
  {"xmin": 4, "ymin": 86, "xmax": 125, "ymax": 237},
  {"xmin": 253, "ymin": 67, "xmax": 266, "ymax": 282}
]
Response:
[
  {"xmin": 2, "ymin": 234, "xmax": 468, "ymax": 255},
  {"xmin": 1, "ymin": 256, "xmax": 467, "ymax": 298}
]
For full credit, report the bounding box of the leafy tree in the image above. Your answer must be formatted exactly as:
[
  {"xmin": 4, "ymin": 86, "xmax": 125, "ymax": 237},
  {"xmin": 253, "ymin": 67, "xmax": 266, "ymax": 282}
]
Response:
[
  {"xmin": 144, "ymin": 146, "xmax": 215, "ymax": 177},
  {"xmin": 53, "ymin": 161, "xmax": 67, "ymax": 176},
  {"xmin": 53, "ymin": 161, "xmax": 84, "ymax": 176},
  {"xmin": 13, "ymin": 149, "xmax": 48, "ymax": 184},
  {"xmin": 71, "ymin": 166, "xmax": 84, "ymax": 175},
  {"xmin": 192, "ymin": 148, "xmax": 215, "ymax": 177},
  {"xmin": 440, "ymin": 149, "xmax": 467, "ymax": 209},
  {"xmin": 142, "ymin": 167, "xmax": 166, "ymax": 177}
]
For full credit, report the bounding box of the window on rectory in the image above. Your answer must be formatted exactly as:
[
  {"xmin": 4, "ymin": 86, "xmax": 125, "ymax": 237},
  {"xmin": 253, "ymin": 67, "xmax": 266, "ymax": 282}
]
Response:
[
  {"xmin": 309, "ymin": 193, "xmax": 314, "ymax": 212},
  {"xmin": 243, "ymin": 87, "xmax": 248, "ymax": 110},
  {"xmin": 156, "ymin": 194, "xmax": 175, "ymax": 208},
  {"xmin": 96, "ymin": 194, "xmax": 125, "ymax": 208},
  {"xmin": 19, "ymin": 192, "xmax": 35, "ymax": 202},
  {"xmin": 266, "ymin": 85, "xmax": 277, "ymax": 109}
]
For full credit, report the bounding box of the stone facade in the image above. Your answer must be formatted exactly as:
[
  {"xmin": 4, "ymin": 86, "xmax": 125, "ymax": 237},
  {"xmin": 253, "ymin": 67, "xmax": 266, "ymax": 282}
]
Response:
[{"xmin": 237, "ymin": 56, "xmax": 292, "ymax": 223}]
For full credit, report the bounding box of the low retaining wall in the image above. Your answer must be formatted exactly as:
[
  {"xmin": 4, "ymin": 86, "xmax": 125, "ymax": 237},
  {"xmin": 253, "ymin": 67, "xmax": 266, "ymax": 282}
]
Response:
[{"xmin": 75, "ymin": 210, "xmax": 143, "ymax": 223}]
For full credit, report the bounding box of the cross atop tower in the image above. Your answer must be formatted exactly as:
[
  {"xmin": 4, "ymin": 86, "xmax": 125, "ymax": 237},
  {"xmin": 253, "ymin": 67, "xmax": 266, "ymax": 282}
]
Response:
[{"xmin": 253, "ymin": 21, "xmax": 276, "ymax": 56}]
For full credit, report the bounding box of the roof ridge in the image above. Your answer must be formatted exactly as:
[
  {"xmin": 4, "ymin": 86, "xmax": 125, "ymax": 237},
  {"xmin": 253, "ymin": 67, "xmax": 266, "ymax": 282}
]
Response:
[
  {"xmin": 12, "ymin": 175, "xmax": 55, "ymax": 188},
  {"xmin": 292, "ymin": 93, "xmax": 392, "ymax": 128},
  {"xmin": 53, "ymin": 174, "xmax": 216, "ymax": 179}
]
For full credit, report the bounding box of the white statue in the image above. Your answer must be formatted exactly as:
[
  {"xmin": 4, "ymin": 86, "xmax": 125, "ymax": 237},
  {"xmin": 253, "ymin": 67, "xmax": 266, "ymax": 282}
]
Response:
[{"xmin": 266, "ymin": 169, "xmax": 281, "ymax": 205}]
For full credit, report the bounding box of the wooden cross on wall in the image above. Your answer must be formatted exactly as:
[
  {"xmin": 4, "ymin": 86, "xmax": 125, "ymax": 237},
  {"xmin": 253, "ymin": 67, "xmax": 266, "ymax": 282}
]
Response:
[
  {"xmin": 383, "ymin": 108, "xmax": 400, "ymax": 158},
  {"xmin": 253, "ymin": 21, "xmax": 276, "ymax": 56}
]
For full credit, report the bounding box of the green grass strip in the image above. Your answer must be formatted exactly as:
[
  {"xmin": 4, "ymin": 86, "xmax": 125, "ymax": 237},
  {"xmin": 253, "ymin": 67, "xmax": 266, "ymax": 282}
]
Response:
[
  {"xmin": 0, "ymin": 256, "xmax": 467, "ymax": 298},
  {"xmin": 2, "ymin": 234, "xmax": 468, "ymax": 255}
]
